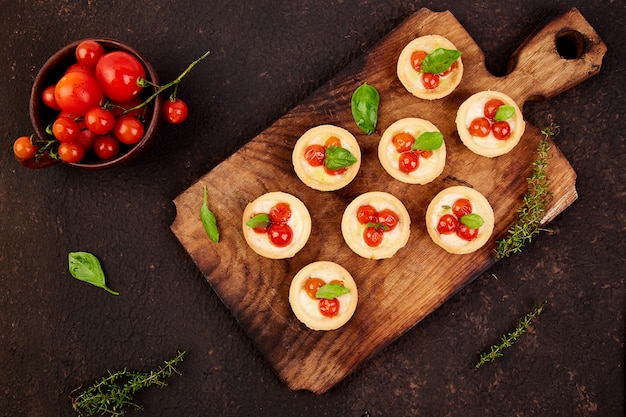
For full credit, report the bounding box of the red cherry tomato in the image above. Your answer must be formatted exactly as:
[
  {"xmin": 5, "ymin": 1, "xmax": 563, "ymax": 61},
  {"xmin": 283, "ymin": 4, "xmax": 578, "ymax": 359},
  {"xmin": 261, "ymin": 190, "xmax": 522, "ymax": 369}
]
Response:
[
  {"xmin": 398, "ymin": 151, "xmax": 419, "ymax": 173},
  {"xmin": 113, "ymin": 115, "xmax": 145, "ymax": 145},
  {"xmin": 492, "ymin": 121, "xmax": 511, "ymax": 140},
  {"xmin": 269, "ymin": 202, "xmax": 291, "ymax": 224},
  {"xmin": 54, "ymin": 71, "xmax": 103, "ymax": 116},
  {"xmin": 457, "ymin": 223, "xmax": 479, "ymax": 241},
  {"xmin": 437, "ymin": 214, "xmax": 459, "ymax": 234},
  {"xmin": 378, "ymin": 209, "xmax": 399, "ymax": 231},
  {"xmin": 13, "ymin": 136, "xmax": 38, "ymax": 160},
  {"xmin": 57, "ymin": 142, "xmax": 86, "ymax": 163},
  {"xmin": 76, "ymin": 128, "xmax": 97, "ymax": 151},
  {"xmin": 356, "ymin": 205, "xmax": 378, "ymax": 225},
  {"xmin": 421, "ymin": 73, "xmax": 440, "ymax": 90},
  {"xmin": 392, "ymin": 132, "xmax": 414, "ymax": 153},
  {"xmin": 468, "ymin": 117, "xmax": 491, "ymax": 137},
  {"xmin": 162, "ymin": 98, "xmax": 189, "ymax": 124},
  {"xmin": 93, "ymin": 135, "xmax": 120, "ymax": 160},
  {"xmin": 323, "ymin": 164, "xmax": 347, "ymax": 176},
  {"xmin": 52, "ymin": 116, "xmax": 81, "ymax": 142},
  {"xmin": 452, "ymin": 198, "xmax": 473, "ymax": 218},
  {"xmin": 75, "ymin": 40, "xmax": 105, "ymax": 68},
  {"xmin": 324, "ymin": 136, "xmax": 341, "ymax": 148},
  {"xmin": 95, "ymin": 51, "xmax": 146, "ymax": 102},
  {"xmin": 363, "ymin": 226, "xmax": 384, "ymax": 247},
  {"xmin": 318, "ymin": 298, "xmax": 340, "ymax": 318},
  {"xmin": 268, "ymin": 223, "xmax": 293, "ymax": 247},
  {"xmin": 84, "ymin": 107, "xmax": 115, "ymax": 135},
  {"xmin": 42, "ymin": 85, "xmax": 61, "ymax": 110},
  {"xmin": 410, "ymin": 50, "xmax": 427, "ymax": 72},
  {"xmin": 440, "ymin": 60, "xmax": 458, "ymax": 77},
  {"xmin": 304, "ymin": 144, "xmax": 325, "ymax": 167},
  {"xmin": 304, "ymin": 277, "xmax": 325, "ymax": 299},
  {"xmin": 484, "ymin": 98, "xmax": 505, "ymax": 120},
  {"xmin": 65, "ymin": 63, "xmax": 94, "ymax": 75}
]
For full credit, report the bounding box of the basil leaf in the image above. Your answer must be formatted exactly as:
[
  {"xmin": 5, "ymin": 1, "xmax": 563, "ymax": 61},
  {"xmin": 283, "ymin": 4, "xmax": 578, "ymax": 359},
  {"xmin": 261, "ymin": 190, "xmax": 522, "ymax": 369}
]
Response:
[
  {"xmin": 201, "ymin": 185, "xmax": 219, "ymax": 243},
  {"xmin": 460, "ymin": 213, "xmax": 485, "ymax": 229},
  {"xmin": 421, "ymin": 48, "xmax": 462, "ymax": 74},
  {"xmin": 494, "ymin": 105, "xmax": 515, "ymax": 121},
  {"xmin": 246, "ymin": 213, "xmax": 271, "ymax": 229},
  {"xmin": 351, "ymin": 82, "xmax": 379, "ymax": 135},
  {"xmin": 412, "ymin": 131, "xmax": 443, "ymax": 151},
  {"xmin": 315, "ymin": 283, "xmax": 350, "ymax": 299},
  {"xmin": 68, "ymin": 252, "xmax": 119, "ymax": 295},
  {"xmin": 325, "ymin": 146, "xmax": 357, "ymax": 170}
]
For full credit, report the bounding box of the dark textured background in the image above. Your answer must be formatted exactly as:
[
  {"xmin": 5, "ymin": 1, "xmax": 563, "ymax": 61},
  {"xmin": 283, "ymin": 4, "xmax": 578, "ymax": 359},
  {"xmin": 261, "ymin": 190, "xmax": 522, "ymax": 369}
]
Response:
[{"xmin": 0, "ymin": 1, "xmax": 623, "ymax": 416}]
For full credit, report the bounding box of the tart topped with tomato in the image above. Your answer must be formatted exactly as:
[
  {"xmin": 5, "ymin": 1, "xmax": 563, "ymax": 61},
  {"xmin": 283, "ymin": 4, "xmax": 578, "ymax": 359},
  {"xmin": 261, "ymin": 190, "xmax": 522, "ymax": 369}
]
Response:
[
  {"xmin": 341, "ymin": 191, "xmax": 411, "ymax": 259},
  {"xmin": 456, "ymin": 91, "xmax": 526, "ymax": 157},
  {"xmin": 425, "ymin": 186, "xmax": 495, "ymax": 254},
  {"xmin": 242, "ymin": 191, "xmax": 311, "ymax": 259},
  {"xmin": 397, "ymin": 34, "xmax": 463, "ymax": 100},
  {"xmin": 378, "ymin": 117, "xmax": 446, "ymax": 184},
  {"xmin": 292, "ymin": 124, "xmax": 361, "ymax": 191},
  {"xmin": 289, "ymin": 261, "xmax": 358, "ymax": 331}
]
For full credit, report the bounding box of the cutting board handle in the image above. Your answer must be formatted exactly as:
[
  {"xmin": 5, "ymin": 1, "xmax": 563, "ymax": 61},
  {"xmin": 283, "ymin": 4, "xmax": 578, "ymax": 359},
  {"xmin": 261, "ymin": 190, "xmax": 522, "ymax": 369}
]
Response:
[{"xmin": 504, "ymin": 8, "xmax": 607, "ymax": 103}]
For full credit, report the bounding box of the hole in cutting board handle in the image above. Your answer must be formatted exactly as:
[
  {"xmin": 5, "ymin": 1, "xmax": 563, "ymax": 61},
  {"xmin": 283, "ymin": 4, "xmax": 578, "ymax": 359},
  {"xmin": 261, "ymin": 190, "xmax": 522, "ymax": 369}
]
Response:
[{"xmin": 555, "ymin": 29, "xmax": 587, "ymax": 59}]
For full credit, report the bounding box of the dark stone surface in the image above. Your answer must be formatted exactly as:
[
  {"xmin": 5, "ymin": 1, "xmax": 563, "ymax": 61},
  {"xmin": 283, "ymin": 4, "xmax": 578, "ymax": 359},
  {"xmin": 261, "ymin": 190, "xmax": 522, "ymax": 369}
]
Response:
[{"xmin": 0, "ymin": 1, "xmax": 623, "ymax": 416}]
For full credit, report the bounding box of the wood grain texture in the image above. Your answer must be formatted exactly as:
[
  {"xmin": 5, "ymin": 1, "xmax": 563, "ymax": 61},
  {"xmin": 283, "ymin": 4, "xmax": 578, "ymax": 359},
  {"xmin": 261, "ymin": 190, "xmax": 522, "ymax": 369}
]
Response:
[{"xmin": 171, "ymin": 8, "xmax": 605, "ymax": 394}]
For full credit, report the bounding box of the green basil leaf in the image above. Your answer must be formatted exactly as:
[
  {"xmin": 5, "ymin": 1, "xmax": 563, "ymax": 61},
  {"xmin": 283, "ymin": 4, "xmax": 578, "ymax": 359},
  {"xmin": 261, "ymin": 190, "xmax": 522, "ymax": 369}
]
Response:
[
  {"xmin": 412, "ymin": 131, "xmax": 443, "ymax": 151},
  {"xmin": 351, "ymin": 82, "xmax": 380, "ymax": 135},
  {"xmin": 325, "ymin": 146, "xmax": 357, "ymax": 170},
  {"xmin": 421, "ymin": 48, "xmax": 462, "ymax": 74},
  {"xmin": 246, "ymin": 213, "xmax": 271, "ymax": 229},
  {"xmin": 68, "ymin": 252, "xmax": 119, "ymax": 295},
  {"xmin": 315, "ymin": 283, "xmax": 350, "ymax": 300},
  {"xmin": 494, "ymin": 105, "xmax": 515, "ymax": 121},
  {"xmin": 460, "ymin": 213, "xmax": 485, "ymax": 229},
  {"xmin": 201, "ymin": 185, "xmax": 219, "ymax": 243}
]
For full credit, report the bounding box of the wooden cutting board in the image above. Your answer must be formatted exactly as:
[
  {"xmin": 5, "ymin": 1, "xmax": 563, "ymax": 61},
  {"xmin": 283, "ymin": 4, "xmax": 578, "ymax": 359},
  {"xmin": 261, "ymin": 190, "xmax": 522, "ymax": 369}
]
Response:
[{"xmin": 171, "ymin": 8, "xmax": 606, "ymax": 394}]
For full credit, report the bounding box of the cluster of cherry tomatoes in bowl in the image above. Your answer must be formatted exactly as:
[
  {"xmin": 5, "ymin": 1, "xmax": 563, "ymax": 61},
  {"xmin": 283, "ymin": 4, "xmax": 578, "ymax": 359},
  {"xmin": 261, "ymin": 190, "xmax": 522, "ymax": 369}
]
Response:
[{"xmin": 14, "ymin": 38, "xmax": 206, "ymax": 169}]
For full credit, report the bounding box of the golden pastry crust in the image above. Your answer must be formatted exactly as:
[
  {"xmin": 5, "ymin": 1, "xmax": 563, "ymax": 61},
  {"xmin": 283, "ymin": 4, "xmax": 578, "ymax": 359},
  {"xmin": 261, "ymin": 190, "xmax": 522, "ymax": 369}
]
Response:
[
  {"xmin": 378, "ymin": 117, "xmax": 446, "ymax": 184},
  {"xmin": 341, "ymin": 191, "xmax": 411, "ymax": 259},
  {"xmin": 242, "ymin": 191, "xmax": 311, "ymax": 259},
  {"xmin": 425, "ymin": 186, "xmax": 495, "ymax": 254},
  {"xmin": 289, "ymin": 261, "xmax": 358, "ymax": 331},
  {"xmin": 397, "ymin": 35, "xmax": 463, "ymax": 100},
  {"xmin": 292, "ymin": 124, "xmax": 361, "ymax": 191},
  {"xmin": 456, "ymin": 90, "xmax": 526, "ymax": 157}
]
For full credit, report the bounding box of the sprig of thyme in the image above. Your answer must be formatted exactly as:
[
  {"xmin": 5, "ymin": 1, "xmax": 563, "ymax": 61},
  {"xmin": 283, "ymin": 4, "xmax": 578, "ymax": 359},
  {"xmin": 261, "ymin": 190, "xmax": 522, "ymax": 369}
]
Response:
[
  {"xmin": 475, "ymin": 303, "xmax": 545, "ymax": 368},
  {"xmin": 495, "ymin": 122, "xmax": 557, "ymax": 258},
  {"xmin": 70, "ymin": 351, "xmax": 186, "ymax": 416}
]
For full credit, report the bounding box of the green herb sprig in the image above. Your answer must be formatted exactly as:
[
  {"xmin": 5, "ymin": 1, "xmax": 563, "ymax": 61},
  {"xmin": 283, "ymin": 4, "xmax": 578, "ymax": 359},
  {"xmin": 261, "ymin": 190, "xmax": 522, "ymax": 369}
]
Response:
[
  {"xmin": 495, "ymin": 122, "xmax": 556, "ymax": 258},
  {"xmin": 70, "ymin": 351, "xmax": 186, "ymax": 416},
  {"xmin": 475, "ymin": 303, "xmax": 545, "ymax": 368}
]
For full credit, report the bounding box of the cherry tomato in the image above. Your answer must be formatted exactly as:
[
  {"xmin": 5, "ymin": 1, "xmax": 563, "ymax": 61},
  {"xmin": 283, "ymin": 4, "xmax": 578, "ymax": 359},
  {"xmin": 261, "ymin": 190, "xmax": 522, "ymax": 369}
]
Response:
[
  {"xmin": 417, "ymin": 149, "xmax": 433, "ymax": 159},
  {"xmin": 452, "ymin": 198, "xmax": 473, "ymax": 218},
  {"xmin": 363, "ymin": 226, "xmax": 384, "ymax": 247},
  {"xmin": 357, "ymin": 205, "xmax": 378, "ymax": 225},
  {"xmin": 421, "ymin": 73, "xmax": 440, "ymax": 90},
  {"xmin": 269, "ymin": 202, "xmax": 291, "ymax": 224},
  {"xmin": 304, "ymin": 144, "xmax": 325, "ymax": 167},
  {"xmin": 76, "ymin": 128, "xmax": 97, "ymax": 151},
  {"xmin": 42, "ymin": 85, "xmax": 61, "ymax": 110},
  {"xmin": 75, "ymin": 40, "xmax": 105, "ymax": 68},
  {"xmin": 324, "ymin": 136, "xmax": 341, "ymax": 148},
  {"xmin": 410, "ymin": 50, "xmax": 427, "ymax": 72},
  {"xmin": 54, "ymin": 71, "xmax": 103, "ymax": 116},
  {"xmin": 109, "ymin": 97, "xmax": 145, "ymax": 118},
  {"xmin": 268, "ymin": 223, "xmax": 293, "ymax": 247},
  {"xmin": 437, "ymin": 214, "xmax": 458, "ymax": 234},
  {"xmin": 440, "ymin": 61, "xmax": 458, "ymax": 77},
  {"xmin": 58, "ymin": 142, "xmax": 86, "ymax": 163},
  {"xmin": 65, "ymin": 63, "xmax": 94, "ymax": 75},
  {"xmin": 52, "ymin": 116, "xmax": 81, "ymax": 142},
  {"xmin": 378, "ymin": 208, "xmax": 399, "ymax": 231},
  {"xmin": 84, "ymin": 107, "xmax": 115, "ymax": 135},
  {"xmin": 392, "ymin": 132, "xmax": 414, "ymax": 153},
  {"xmin": 457, "ymin": 223, "xmax": 479, "ymax": 241},
  {"xmin": 323, "ymin": 164, "xmax": 347, "ymax": 176},
  {"xmin": 492, "ymin": 121, "xmax": 511, "ymax": 140},
  {"xmin": 113, "ymin": 115, "xmax": 144, "ymax": 145},
  {"xmin": 162, "ymin": 98, "xmax": 189, "ymax": 124},
  {"xmin": 13, "ymin": 136, "xmax": 38, "ymax": 160},
  {"xmin": 484, "ymin": 98, "xmax": 505, "ymax": 120},
  {"xmin": 398, "ymin": 151, "xmax": 419, "ymax": 173},
  {"xmin": 95, "ymin": 51, "xmax": 146, "ymax": 102},
  {"xmin": 468, "ymin": 117, "xmax": 491, "ymax": 137},
  {"xmin": 93, "ymin": 135, "xmax": 120, "ymax": 160},
  {"xmin": 304, "ymin": 277, "xmax": 325, "ymax": 299},
  {"xmin": 318, "ymin": 298, "xmax": 340, "ymax": 318}
]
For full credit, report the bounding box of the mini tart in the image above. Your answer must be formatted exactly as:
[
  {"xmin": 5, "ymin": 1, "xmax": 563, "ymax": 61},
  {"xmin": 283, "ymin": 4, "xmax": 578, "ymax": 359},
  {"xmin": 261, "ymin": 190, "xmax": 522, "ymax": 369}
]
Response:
[
  {"xmin": 341, "ymin": 191, "xmax": 411, "ymax": 259},
  {"xmin": 425, "ymin": 186, "xmax": 495, "ymax": 254},
  {"xmin": 397, "ymin": 34, "xmax": 463, "ymax": 100},
  {"xmin": 378, "ymin": 117, "xmax": 446, "ymax": 184},
  {"xmin": 456, "ymin": 90, "xmax": 526, "ymax": 157},
  {"xmin": 292, "ymin": 124, "xmax": 361, "ymax": 191},
  {"xmin": 289, "ymin": 261, "xmax": 358, "ymax": 331},
  {"xmin": 242, "ymin": 191, "xmax": 311, "ymax": 259}
]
